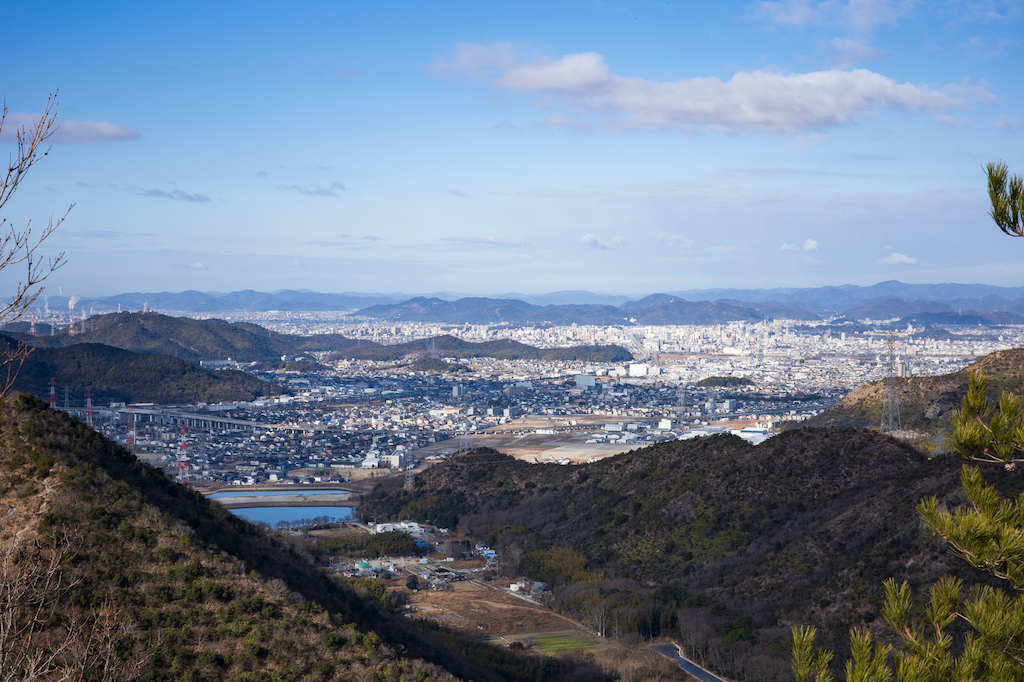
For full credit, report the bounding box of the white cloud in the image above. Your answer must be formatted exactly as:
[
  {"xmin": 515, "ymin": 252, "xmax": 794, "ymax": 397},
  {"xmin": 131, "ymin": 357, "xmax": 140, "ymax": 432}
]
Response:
[
  {"xmin": 439, "ymin": 44, "xmax": 976, "ymax": 134},
  {"xmin": 994, "ymin": 115, "xmax": 1020, "ymax": 132},
  {"xmin": 578, "ymin": 234, "xmax": 625, "ymax": 249},
  {"xmin": 876, "ymin": 251, "xmax": 917, "ymax": 264},
  {"xmin": 499, "ymin": 53, "xmax": 611, "ymax": 93},
  {"xmin": 824, "ymin": 38, "xmax": 890, "ymax": 67},
  {"xmin": 189, "ymin": 261, "xmax": 207, "ymax": 270},
  {"xmin": 431, "ymin": 41, "xmax": 518, "ymax": 74},
  {"xmin": 657, "ymin": 233, "xmax": 697, "ymax": 249},
  {"xmin": 750, "ymin": 0, "xmax": 824, "ymax": 26},
  {"xmin": 278, "ymin": 181, "xmax": 346, "ymax": 197},
  {"xmin": 943, "ymin": 77, "xmax": 997, "ymax": 103},
  {"xmin": 139, "ymin": 187, "xmax": 212, "ymax": 202},
  {"xmin": 781, "ymin": 238, "xmax": 820, "ymax": 251},
  {"xmin": 956, "ymin": 1, "xmax": 1023, "ymax": 23},
  {"xmin": 750, "ymin": 0, "xmax": 917, "ymax": 31},
  {"xmin": 0, "ymin": 113, "xmax": 139, "ymax": 143},
  {"xmin": 443, "ymin": 235, "xmax": 528, "ymax": 247}
]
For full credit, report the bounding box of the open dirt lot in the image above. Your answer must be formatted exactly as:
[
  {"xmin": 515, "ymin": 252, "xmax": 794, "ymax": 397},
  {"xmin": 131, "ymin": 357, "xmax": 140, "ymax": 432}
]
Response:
[{"xmin": 399, "ymin": 579, "xmax": 597, "ymax": 646}]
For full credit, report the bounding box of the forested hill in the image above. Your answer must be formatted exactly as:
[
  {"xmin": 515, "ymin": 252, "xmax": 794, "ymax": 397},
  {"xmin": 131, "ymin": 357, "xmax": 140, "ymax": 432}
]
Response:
[
  {"xmin": 10, "ymin": 312, "xmax": 366, "ymax": 362},
  {"xmin": 354, "ymin": 295, "xmax": 816, "ymax": 325},
  {"xmin": 0, "ymin": 394, "xmax": 581, "ymax": 681},
  {"xmin": 6, "ymin": 312, "xmax": 631, "ymax": 364},
  {"xmin": 333, "ymin": 334, "xmax": 633, "ymax": 363},
  {"xmin": 798, "ymin": 347, "xmax": 1024, "ymax": 434},
  {"xmin": 2, "ymin": 335, "xmax": 284, "ymax": 404},
  {"xmin": 362, "ymin": 431, "xmax": 1006, "ymax": 682}
]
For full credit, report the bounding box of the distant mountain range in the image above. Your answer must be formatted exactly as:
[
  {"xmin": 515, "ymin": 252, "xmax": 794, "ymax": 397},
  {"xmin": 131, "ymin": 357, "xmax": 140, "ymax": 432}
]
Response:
[{"xmin": 33, "ymin": 281, "xmax": 1024, "ymax": 326}]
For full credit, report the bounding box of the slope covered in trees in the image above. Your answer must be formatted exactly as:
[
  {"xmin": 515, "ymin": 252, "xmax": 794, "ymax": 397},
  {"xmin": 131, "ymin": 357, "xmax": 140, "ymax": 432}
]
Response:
[
  {"xmin": 332, "ymin": 334, "xmax": 633, "ymax": 363},
  {"xmin": 799, "ymin": 348, "xmax": 1024, "ymax": 434},
  {"xmin": 2, "ymin": 335, "xmax": 283, "ymax": 405},
  {"xmin": 8, "ymin": 312, "xmax": 630, "ymax": 365},
  {"xmin": 354, "ymin": 295, "xmax": 817, "ymax": 325},
  {"xmin": 362, "ymin": 431, "xmax": 1007, "ymax": 681},
  {"xmin": 14, "ymin": 312, "xmax": 366, "ymax": 362},
  {"xmin": 0, "ymin": 394, "xmax": 591, "ymax": 681}
]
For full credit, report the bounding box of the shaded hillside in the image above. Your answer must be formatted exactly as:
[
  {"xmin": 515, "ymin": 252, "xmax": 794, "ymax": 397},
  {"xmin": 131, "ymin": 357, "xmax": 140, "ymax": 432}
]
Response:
[
  {"xmin": 356, "ymin": 295, "xmax": 818, "ymax": 325},
  {"xmin": 4, "ymin": 336, "xmax": 284, "ymax": 404},
  {"xmin": 0, "ymin": 394, "xmax": 595, "ymax": 682},
  {"xmin": 9, "ymin": 313, "xmax": 628, "ymax": 365},
  {"xmin": 334, "ymin": 334, "xmax": 633, "ymax": 363},
  {"xmin": 667, "ymin": 280, "xmax": 1024, "ymax": 313},
  {"xmin": 842, "ymin": 297, "xmax": 954, "ymax": 320},
  {"xmin": 355, "ymin": 297, "xmax": 543, "ymax": 324},
  {"xmin": 800, "ymin": 347, "xmax": 1024, "ymax": 433},
  {"xmin": 362, "ymin": 432, "xmax": 1001, "ymax": 682},
  {"xmin": 621, "ymin": 295, "xmax": 814, "ymax": 323},
  {"xmin": 18, "ymin": 312, "xmax": 296, "ymax": 361},
  {"xmin": 11, "ymin": 312, "xmax": 370, "ymax": 362}
]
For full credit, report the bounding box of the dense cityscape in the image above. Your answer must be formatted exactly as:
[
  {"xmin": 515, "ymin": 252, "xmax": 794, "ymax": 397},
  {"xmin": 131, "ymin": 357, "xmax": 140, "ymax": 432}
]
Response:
[{"xmin": 58, "ymin": 314, "xmax": 1020, "ymax": 487}]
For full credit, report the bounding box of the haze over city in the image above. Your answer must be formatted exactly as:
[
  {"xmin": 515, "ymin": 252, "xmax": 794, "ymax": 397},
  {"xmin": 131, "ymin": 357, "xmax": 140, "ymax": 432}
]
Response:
[{"xmin": 3, "ymin": 0, "xmax": 1022, "ymax": 297}]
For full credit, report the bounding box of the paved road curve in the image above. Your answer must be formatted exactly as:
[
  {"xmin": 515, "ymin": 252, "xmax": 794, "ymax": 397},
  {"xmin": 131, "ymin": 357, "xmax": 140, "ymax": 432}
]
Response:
[{"xmin": 651, "ymin": 643, "xmax": 728, "ymax": 682}]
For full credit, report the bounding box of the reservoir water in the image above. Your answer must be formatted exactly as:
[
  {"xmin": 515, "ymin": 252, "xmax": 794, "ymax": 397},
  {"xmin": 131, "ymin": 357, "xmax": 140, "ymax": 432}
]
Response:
[
  {"xmin": 229, "ymin": 506, "xmax": 355, "ymax": 527},
  {"xmin": 204, "ymin": 489, "xmax": 356, "ymax": 527}
]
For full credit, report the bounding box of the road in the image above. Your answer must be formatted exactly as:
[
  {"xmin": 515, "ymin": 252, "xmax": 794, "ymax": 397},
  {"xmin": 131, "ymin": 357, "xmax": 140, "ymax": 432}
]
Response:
[{"xmin": 651, "ymin": 643, "xmax": 728, "ymax": 682}]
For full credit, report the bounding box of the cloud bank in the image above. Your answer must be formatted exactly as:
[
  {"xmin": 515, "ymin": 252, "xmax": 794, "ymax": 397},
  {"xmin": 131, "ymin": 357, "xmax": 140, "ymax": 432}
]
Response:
[
  {"xmin": 444, "ymin": 235, "xmax": 528, "ymax": 247},
  {"xmin": 0, "ymin": 113, "xmax": 139, "ymax": 143},
  {"xmin": 877, "ymin": 251, "xmax": 917, "ymax": 264},
  {"xmin": 436, "ymin": 42, "xmax": 979, "ymax": 133},
  {"xmin": 139, "ymin": 188, "xmax": 212, "ymax": 202},
  {"xmin": 578, "ymin": 233, "xmax": 626, "ymax": 249},
  {"xmin": 781, "ymin": 238, "xmax": 820, "ymax": 251},
  {"xmin": 279, "ymin": 181, "xmax": 346, "ymax": 197}
]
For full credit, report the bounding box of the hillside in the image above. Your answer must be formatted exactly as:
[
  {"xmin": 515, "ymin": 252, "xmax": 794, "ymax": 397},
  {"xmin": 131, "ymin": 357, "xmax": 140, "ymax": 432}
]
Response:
[
  {"xmin": 9, "ymin": 313, "xmax": 629, "ymax": 365},
  {"xmin": 799, "ymin": 347, "xmax": 1024, "ymax": 433},
  {"xmin": 2, "ymin": 336, "xmax": 284, "ymax": 404},
  {"xmin": 333, "ymin": 334, "xmax": 633, "ymax": 363},
  {"xmin": 355, "ymin": 295, "xmax": 818, "ymax": 325},
  {"xmin": 14, "ymin": 312, "xmax": 368, "ymax": 362},
  {"xmin": 362, "ymin": 431, "xmax": 1004, "ymax": 682},
  {"xmin": 0, "ymin": 394, "xmax": 599, "ymax": 681}
]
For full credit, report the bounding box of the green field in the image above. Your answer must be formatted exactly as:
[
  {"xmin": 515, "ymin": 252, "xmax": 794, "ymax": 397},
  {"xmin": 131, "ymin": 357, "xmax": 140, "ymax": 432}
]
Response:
[{"xmin": 529, "ymin": 634, "xmax": 600, "ymax": 652}]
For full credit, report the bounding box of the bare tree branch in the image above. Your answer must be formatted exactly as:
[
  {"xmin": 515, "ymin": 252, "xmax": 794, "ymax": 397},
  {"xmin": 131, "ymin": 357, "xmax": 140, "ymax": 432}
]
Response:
[{"xmin": 0, "ymin": 91, "xmax": 70, "ymax": 398}]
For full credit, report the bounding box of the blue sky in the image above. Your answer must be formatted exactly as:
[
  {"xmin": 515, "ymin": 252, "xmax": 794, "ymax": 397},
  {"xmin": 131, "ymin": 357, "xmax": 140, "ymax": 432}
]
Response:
[{"xmin": 2, "ymin": 0, "xmax": 1022, "ymax": 297}]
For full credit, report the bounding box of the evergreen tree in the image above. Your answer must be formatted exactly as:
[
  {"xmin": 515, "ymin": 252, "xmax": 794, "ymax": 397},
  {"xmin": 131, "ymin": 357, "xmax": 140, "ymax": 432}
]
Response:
[{"xmin": 793, "ymin": 165, "xmax": 1024, "ymax": 681}]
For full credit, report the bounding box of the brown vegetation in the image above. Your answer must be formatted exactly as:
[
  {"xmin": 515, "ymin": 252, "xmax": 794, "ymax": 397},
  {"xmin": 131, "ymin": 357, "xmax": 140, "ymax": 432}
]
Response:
[{"xmin": 800, "ymin": 348, "xmax": 1024, "ymax": 436}]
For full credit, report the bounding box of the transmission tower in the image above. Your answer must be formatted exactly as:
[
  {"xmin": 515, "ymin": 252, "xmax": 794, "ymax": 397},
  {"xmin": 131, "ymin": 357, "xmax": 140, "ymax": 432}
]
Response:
[
  {"xmin": 404, "ymin": 465, "xmax": 414, "ymax": 491},
  {"xmin": 676, "ymin": 385, "xmax": 687, "ymax": 420},
  {"xmin": 880, "ymin": 331, "xmax": 903, "ymax": 436},
  {"xmin": 85, "ymin": 389, "xmax": 93, "ymax": 427}
]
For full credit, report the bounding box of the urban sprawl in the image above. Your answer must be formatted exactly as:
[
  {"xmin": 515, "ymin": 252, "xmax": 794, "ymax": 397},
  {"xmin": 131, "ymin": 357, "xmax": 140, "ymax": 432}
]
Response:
[{"xmin": 71, "ymin": 316, "xmax": 1022, "ymax": 487}]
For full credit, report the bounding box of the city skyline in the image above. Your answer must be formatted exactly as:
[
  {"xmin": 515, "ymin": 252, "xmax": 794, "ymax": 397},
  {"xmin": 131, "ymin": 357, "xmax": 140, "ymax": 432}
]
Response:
[{"xmin": 2, "ymin": 0, "xmax": 1022, "ymax": 298}]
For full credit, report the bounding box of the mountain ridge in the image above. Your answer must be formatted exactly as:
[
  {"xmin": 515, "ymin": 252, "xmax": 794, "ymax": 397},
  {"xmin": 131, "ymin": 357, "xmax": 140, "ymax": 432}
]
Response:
[{"xmin": 35, "ymin": 281, "xmax": 1024, "ymax": 317}]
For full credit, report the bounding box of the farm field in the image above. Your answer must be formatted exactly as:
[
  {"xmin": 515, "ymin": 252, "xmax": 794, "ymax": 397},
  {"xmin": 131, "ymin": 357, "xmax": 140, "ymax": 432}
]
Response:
[{"xmin": 399, "ymin": 578, "xmax": 597, "ymax": 643}]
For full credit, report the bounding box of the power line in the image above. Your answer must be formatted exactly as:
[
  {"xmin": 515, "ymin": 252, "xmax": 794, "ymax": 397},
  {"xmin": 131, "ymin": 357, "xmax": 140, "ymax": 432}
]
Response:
[{"xmin": 880, "ymin": 331, "xmax": 903, "ymax": 436}]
